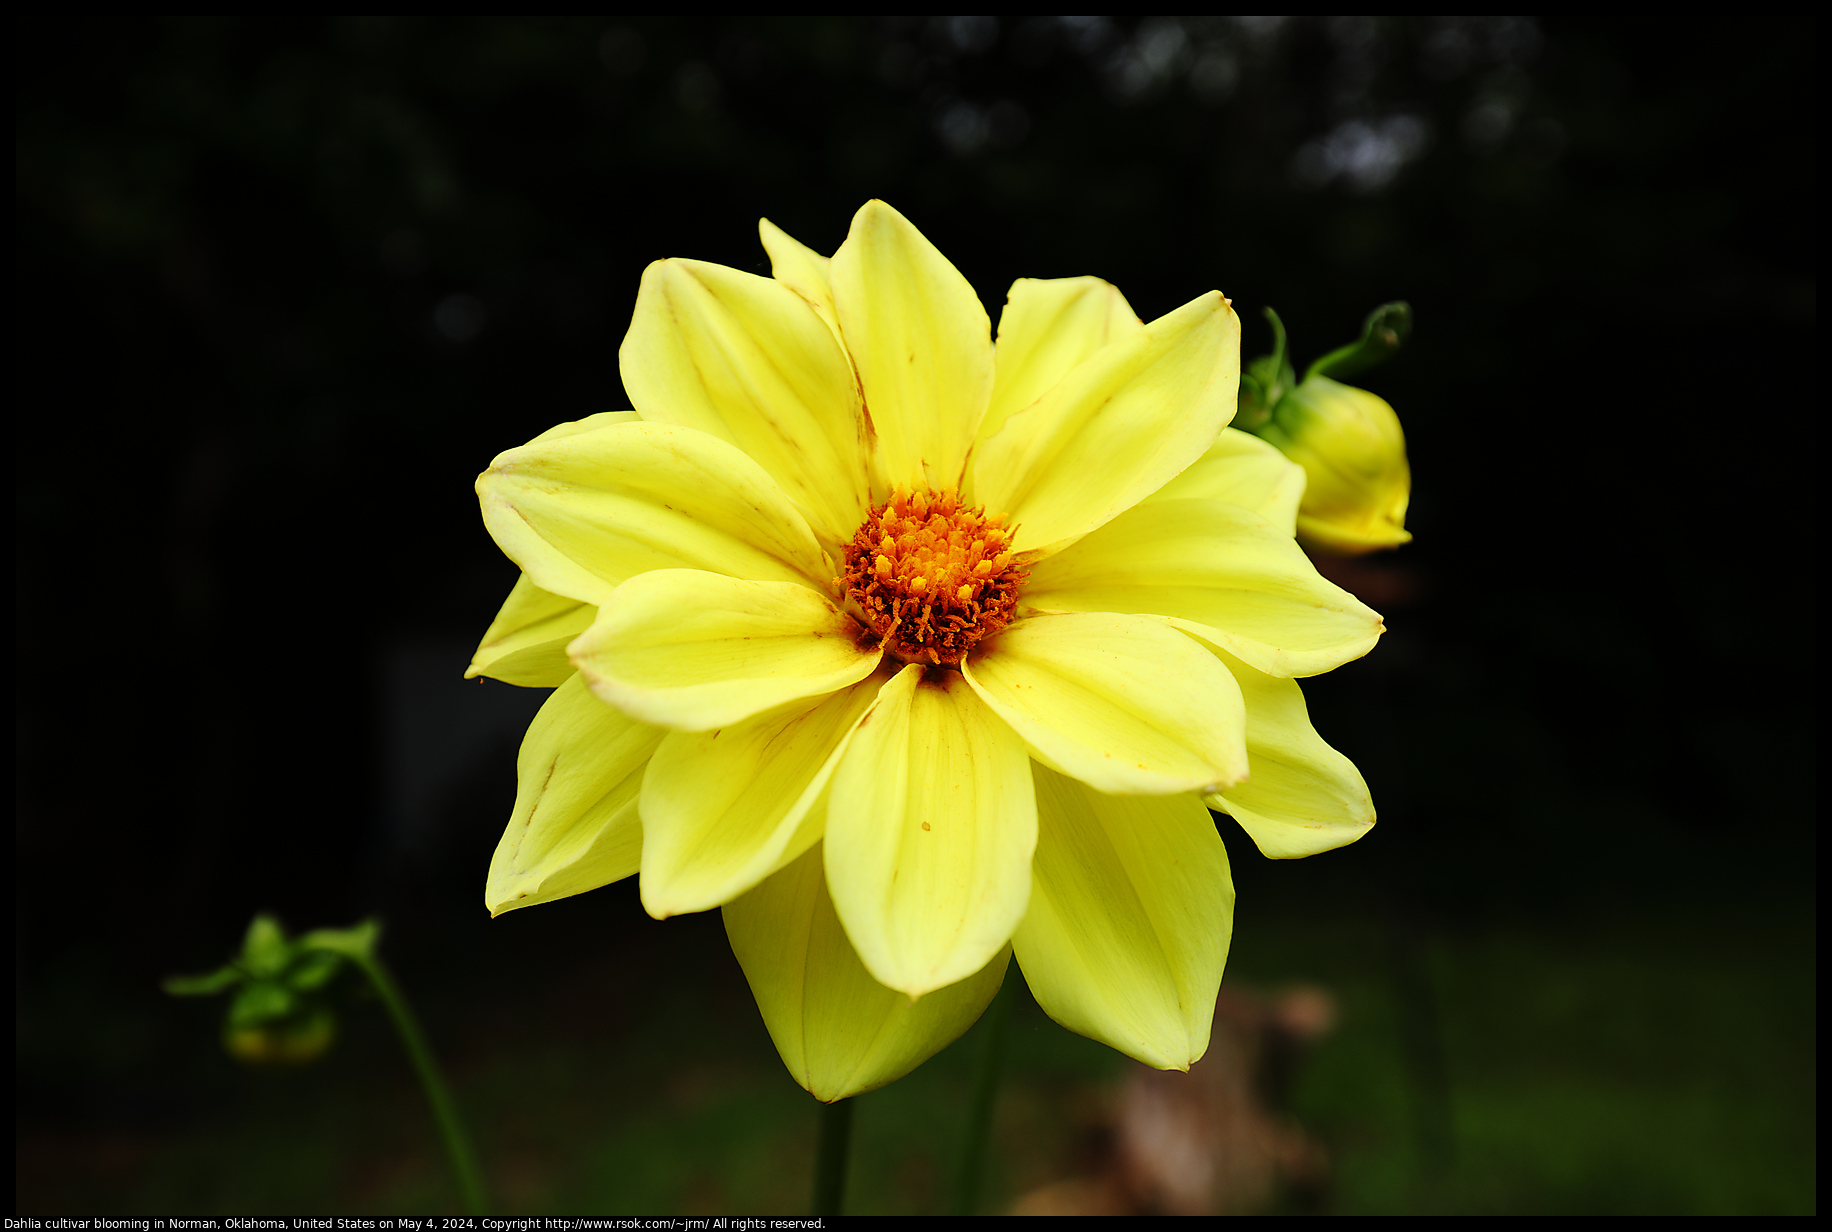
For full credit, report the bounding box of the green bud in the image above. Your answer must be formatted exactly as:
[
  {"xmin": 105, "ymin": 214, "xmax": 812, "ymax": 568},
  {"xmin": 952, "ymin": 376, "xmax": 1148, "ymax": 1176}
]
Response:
[
  {"xmin": 164, "ymin": 913, "xmax": 374, "ymax": 1068},
  {"xmin": 1239, "ymin": 303, "xmax": 1415, "ymax": 555}
]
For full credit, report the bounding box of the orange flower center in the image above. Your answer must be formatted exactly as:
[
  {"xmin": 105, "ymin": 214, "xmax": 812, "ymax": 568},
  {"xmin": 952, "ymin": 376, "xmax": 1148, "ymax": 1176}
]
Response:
[{"xmin": 838, "ymin": 488, "xmax": 1028, "ymax": 667}]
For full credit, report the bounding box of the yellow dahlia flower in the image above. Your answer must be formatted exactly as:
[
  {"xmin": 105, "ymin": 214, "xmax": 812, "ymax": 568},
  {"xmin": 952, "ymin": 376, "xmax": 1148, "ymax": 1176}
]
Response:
[{"xmin": 470, "ymin": 201, "xmax": 1382, "ymax": 1101}]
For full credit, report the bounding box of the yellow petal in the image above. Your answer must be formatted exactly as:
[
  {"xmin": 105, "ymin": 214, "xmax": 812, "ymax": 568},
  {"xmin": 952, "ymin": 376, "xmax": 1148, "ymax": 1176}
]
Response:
[
  {"xmin": 467, "ymin": 573, "xmax": 596, "ymax": 687},
  {"xmin": 1204, "ymin": 647, "xmax": 1375, "ymax": 858},
  {"xmin": 477, "ymin": 420, "xmax": 827, "ymax": 606},
  {"xmin": 1296, "ymin": 509, "xmax": 1415, "ymax": 555},
  {"xmin": 620, "ymin": 258, "xmax": 870, "ymax": 544},
  {"xmin": 638, "ymin": 671, "xmax": 886, "ymax": 918},
  {"xmin": 1142, "ymin": 426, "xmax": 1306, "ymax": 538},
  {"xmin": 1025, "ymin": 497, "xmax": 1383, "ymax": 678},
  {"xmin": 967, "ymin": 291, "xmax": 1240, "ymax": 555},
  {"xmin": 829, "ymin": 200, "xmax": 993, "ymax": 494},
  {"xmin": 569, "ymin": 569, "xmax": 882, "ymax": 731},
  {"xmin": 528, "ymin": 409, "xmax": 639, "ymax": 440},
  {"xmin": 824, "ymin": 663, "xmax": 1036, "ymax": 997},
  {"xmin": 1013, "ymin": 765, "xmax": 1233, "ymax": 1070},
  {"xmin": 724, "ymin": 844, "xmax": 1010, "ymax": 1102},
  {"xmin": 962, "ymin": 612, "xmax": 1247, "ymax": 795},
  {"xmin": 982, "ymin": 276, "xmax": 1143, "ymax": 445},
  {"xmin": 759, "ymin": 217, "xmax": 843, "ymax": 343},
  {"xmin": 486, "ymin": 673, "xmax": 665, "ymax": 917}
]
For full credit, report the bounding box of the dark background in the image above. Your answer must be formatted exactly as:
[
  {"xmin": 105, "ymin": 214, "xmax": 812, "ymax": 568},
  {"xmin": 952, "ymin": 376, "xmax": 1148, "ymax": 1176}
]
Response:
[{"xmin": 16, "ymin": 16, "xmax": 1815, "ymax": 1215}]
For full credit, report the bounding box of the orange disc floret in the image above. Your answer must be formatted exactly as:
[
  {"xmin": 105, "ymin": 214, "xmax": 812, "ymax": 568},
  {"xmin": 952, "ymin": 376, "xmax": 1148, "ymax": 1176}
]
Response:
[{"xmin": 838, "ymin": 487, "xmax": 1028, "ymax": 667}]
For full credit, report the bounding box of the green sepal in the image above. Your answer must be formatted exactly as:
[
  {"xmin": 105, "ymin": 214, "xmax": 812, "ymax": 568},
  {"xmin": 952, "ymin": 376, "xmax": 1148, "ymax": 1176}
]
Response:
[
  {"xmin": 229, "ymin": 979, "xmax": 299, "ymax": 1028},
  {"xmin": 239, "ymin": 914, "xmax": 292, "ymax": 977},
  {"xmin": 298, "ymin": 918, "xmax": 382, "ymax": 963},
  {"xmin": 162, "ymin": 966, "xmax": 244, "ymax": 997},
  {"xmin": 1235, "ymin": 308, "xmax": 1296, "ymax": 434},
  {"xmin": 287, "ymin": 949, "xmax": 347, "ymax": 992},
  {"xmin": 1302, "ymin": 301, "xmax": 1412, "ymax": 383}
]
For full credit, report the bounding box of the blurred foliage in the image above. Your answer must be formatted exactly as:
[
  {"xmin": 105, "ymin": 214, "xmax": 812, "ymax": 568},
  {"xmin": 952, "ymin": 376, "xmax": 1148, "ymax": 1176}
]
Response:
[
  {"xmin": 163, "ymin": 914, "xmax": 357, "ymax": 1066},
  {"xmin": 15, "ymin": 15, "xmax": 1816, "ymax": 1216}
]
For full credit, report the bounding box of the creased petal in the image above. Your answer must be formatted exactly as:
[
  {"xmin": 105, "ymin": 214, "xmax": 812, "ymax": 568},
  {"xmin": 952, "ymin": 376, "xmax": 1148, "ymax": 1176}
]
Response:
[
  {"xmin": 1013, "ymin": 765, "xmax": 1233, "ymax": 1071},
  {"xmin": 1025, "ymin": 497, "xmax": 1383, "ymax": 677},
  {"xmin": 1204, "ymin": 646, "xmax": 1375, "ymax": 858},
  {"xmin": 759, "ymin": 218, "xmax": 843, "ymax": 344},
  {"xmin": 830, "ymin": 200, "xmax": 993, "ymax": 494},
  {"xmin": 620, "ymin": 258, "xmax": 869, "ymax": 544},
  {"xmin": 477, "ymin": 420, "xmax": 827, "ymax": 606},
  {"xmin": 967, "ymin": 291, "xmax": 1240, "ymax": 555},
  {"xmin": 825, "ymin": 663, "xmax": 1035, "ymax": 997},
  {"xmin": 467, "ymin": 573, "xmax": 596, "ymax": 687},
  {"xmin": 638, "ymin": 670, "xmax": 887, "ymax": 918},
  {"xmin": 982, "ymin": 276, "xmax": 1143, "ymax": 445},
  {"xmin": 570, "ymin": 569, "xmax": 882, "ymax": 731},
  {"xmin": 485, "ymin": 674, "xmax": 665, "ymax": 917},
  {"xmin": 1142, "ymin": 427, "xmax": 1306, "ymax": 539},
  {"xmin": 962, "ymin": 612, "xmax": 1247, "ymax": 795},
  {"xmin": 725, "ymin": 844, "xmax": 1010, "ymax": 1102}
]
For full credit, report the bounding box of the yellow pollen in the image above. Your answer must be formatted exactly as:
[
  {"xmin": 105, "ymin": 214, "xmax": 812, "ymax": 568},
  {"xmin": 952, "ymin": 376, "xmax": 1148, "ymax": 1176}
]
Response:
[{"xmin": 835, "ymin": 487, "xmax": 1029, "ymax": 668}]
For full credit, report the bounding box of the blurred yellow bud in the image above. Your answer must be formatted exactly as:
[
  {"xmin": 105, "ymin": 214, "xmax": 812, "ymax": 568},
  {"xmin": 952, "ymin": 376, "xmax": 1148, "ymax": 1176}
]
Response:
[
  {"xmin": 223, "ymin": 1003, "xmax": 338, "ymax": 1066},
  {"xmin": 166, "ymin": 913, "xmax": 365, "ymax": 1069},
  {"xmin": 1262, "ymin": 375, "xmax": 1412, "ymax": 555}
]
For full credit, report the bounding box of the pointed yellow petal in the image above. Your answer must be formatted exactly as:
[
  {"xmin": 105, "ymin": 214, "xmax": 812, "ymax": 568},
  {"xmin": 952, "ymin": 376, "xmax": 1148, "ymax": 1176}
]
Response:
[
  {"xmin": 467, "ymin": 573, "xmax": 596, "ymax": 687},
  {"xmin": 486, "ymin": 674, "xmax": 665, "ymax": 917},
  {"xmin": 724, "ymin": 844, "xmax": 1010, "ymax": 1102},
  {"xmin": 829, "ymin": 200, "xmax": 993, "ymax": 493},
  {"xmin": 1204, "ymin": 647, "xmax": 1375, "ymax": 858},
  {"xmin": 759, "ymin": 217, "xmax": 842, "ymax": 342},
  {"xmin": 962, "ymin": 612, "xmax": 1247, "ymax": 795},
  {"xmin": 824, "ymin": 663, "xmax": 1036, "ymax": 997},
  {"xmin": 1142, "ymin": 427, "xmax": 1306, "ymax": 538},
  {"xmin": 528, "ymin": 409, "xmax": 639, "ymax": 440},
  {"xmin": 982, "ymin": 276, "xmax": 1144, "ymax": 446},
  {"xmin": 620, "ymin": 258, "xmax": 869, "ymax": 544},
  {"xmin": 1013, "ymin": 765, "xmax": 1233, "ymax": 1071},
  {"xmin": 1025, "ymin": 497, "xmax": 1383, "ymax": 677},
  {"xmin": 569, "ymin": 569, "xmax": 881, "ymax": 731},
  {"xmin": 477, "ymin": 420, "xmax": 827, "ymax": 606},
  {"xmin": 967, "ymin": 291, "xmax": 1240, "ymax": 554},
  {"xmin": 638, "ymin": 671, "xmax": 886, "ymax": 918}
]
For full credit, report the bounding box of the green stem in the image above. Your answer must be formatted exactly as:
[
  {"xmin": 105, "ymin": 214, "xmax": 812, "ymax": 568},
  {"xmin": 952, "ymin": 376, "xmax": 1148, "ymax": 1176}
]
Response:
[
  {"xmin": 348, "ymin": 952, "xmax": 490, "ymax": 1215},
  {"xmin": 811, "ymin": 1097, "xmax": 854, "ymax": 1215},
  {"xmin": 951, "ymin": 977, "xmax": 1014, "ymax": 1215}
]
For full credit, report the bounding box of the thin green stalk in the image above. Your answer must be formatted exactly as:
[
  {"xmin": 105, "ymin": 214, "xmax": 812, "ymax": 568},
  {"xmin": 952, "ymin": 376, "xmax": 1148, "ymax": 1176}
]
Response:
[
  {"xmin": 811, "ymin": 1097, "xmax": 854, "ymax": 1215},
  {"xmin": 951, "ymin": 977, "xmax": 1014, "ymax": 1215},
  {"xmin": 348, "ymin": 952, "xmax": 490, "ymax": 1215}
]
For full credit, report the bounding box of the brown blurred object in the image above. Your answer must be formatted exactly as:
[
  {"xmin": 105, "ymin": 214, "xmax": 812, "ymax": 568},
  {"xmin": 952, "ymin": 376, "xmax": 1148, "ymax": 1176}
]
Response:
[
  {"xmin": 1306, "ymin": 551, "xmax": 1422, "ymax": 611},
  {"xmin": 1012, "ymin": 984, "xmax": 1337, "ymax": 1216}
]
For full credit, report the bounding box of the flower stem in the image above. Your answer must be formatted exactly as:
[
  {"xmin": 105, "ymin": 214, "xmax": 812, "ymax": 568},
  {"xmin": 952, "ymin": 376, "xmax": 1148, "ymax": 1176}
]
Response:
[
  {"xmin": 346, "ymin": 951, "xmax": 490, "ymax": 1215},
  {"xmin": 951, "ymin": 976, "xmax": 1014, "ymax": 1215},
  {"xmin": 811, "ymin": 1097, "xmax": 854, "ymax": 1215}
]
